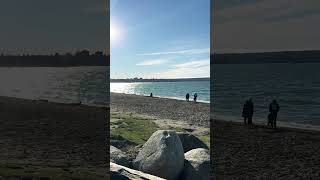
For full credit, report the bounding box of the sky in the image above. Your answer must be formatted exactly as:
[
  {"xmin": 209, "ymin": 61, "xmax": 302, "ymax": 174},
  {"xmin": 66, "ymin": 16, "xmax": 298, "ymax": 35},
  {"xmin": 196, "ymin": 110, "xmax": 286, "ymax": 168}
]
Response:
[
  {"xmin": 0, "ymin": 0, "xmax": 109, "ymax": 55},
  {"xmin": 213, "ymin": 0, "xmax": 320, "ymax": 53},
  {"xmin": 110, "ymin": 0, "xmax": 210, "ymax": 79}
]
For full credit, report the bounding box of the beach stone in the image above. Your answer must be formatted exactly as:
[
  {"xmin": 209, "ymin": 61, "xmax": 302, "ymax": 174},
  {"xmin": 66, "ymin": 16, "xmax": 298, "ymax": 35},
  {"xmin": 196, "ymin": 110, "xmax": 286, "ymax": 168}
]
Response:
[
  {"xmin": 182, "ymin": 148, "xmax": 210, "ymax": 180},
  {"xmin": 110, "ymin": 162, "xmax": 165, "ymax": 180},
  {"xmin": 177, "ymin": 132, "xmax": 209, "ymax": 152},
  {"xmin": 110, "ymin": 146, "xmax": 131, "ymax": 167},
  {"xmin": 133, "ymin": 130, "xmax": 184, "ymax": 180}
]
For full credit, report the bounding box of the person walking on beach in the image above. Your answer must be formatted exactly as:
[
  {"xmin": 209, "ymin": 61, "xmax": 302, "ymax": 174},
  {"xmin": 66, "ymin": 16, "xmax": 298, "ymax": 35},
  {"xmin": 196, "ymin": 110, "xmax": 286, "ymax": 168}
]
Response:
[
  {"xmin": 269, "ymin": 99, "xmax": 280, "ymax": 129},
  {"xmin": 150, "ymin": 93, "xmax": 153, "ymax": 97},
  {"xmin": 242, "ymin": 98, "xmax": 254, "ymax": 125},
  {"xmin": 193, "ymin": 93, "xmax": 198, "ymax": 103},
  {"xmin": 186, "ymin": 93, "xmax": 190, "ymax": 102}
]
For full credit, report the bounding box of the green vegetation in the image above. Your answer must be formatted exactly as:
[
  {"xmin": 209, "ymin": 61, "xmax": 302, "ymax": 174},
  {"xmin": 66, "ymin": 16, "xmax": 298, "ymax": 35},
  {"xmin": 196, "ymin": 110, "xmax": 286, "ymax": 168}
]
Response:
[
  {"xmin": 111, "ymin": 113, "xmax": 159, "ymax": 145},
  {"xmin": 111, "ymin": 113, "xmax": 210, "ymax": 148}
]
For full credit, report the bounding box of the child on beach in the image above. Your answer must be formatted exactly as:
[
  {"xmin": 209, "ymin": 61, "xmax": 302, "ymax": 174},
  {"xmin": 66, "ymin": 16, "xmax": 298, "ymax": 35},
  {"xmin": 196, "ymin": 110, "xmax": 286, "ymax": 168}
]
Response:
[{"xmin": 194, "ymin": 93, "xmax": 198, "ymax": 102}]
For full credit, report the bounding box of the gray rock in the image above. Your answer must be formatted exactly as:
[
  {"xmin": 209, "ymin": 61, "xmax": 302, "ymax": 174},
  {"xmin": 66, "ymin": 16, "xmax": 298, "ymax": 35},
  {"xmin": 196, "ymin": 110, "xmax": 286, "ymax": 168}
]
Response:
[
  {"xmin": 110, "ymin": 146, "xmax": 130, "ymax": 167},
  {"xmin": 182, "ymin": 148, "xmax": 210, "ymax": 180},
  {"xmin": 177, "ymin": 132, "xmax": 208, "ymax": 152},
  {"xmin": 111, "ymin": 162, "xmax": 165, "ymax": 180},
  {"xmin": 133, "ymin": 130, "xmax": 184, "ymax": 180}
]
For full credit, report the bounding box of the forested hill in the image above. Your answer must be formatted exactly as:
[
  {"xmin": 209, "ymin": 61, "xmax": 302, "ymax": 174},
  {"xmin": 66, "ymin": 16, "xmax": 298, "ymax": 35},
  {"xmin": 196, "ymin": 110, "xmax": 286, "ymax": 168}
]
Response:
[
  {"xmin": 211, "ymin": 50, "xmax": 320, "ymax": 64},
  {"xmin": 0, "ymin": 50, "xmax": 109, "ymax": 67}
]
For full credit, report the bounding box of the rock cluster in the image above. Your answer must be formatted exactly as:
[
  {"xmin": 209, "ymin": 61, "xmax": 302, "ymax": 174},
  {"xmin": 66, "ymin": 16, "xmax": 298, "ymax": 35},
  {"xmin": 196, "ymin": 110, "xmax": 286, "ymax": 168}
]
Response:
[{"xmin": 110, "ymin": 130, "xmax": 210, "ymax": 180}]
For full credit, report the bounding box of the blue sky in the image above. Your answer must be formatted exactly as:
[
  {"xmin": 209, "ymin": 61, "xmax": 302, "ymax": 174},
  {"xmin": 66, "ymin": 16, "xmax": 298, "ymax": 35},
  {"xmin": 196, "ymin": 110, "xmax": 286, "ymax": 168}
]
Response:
[
  {"xmin": 110, "ymin": 0, "xmax": 210, "ymax": 79},
  {"xmin": 213, "ymin": 0, "xmax": 320, "ymax": 53},
  {"xmin": 0, "ymin": 0, "xmax": 108, "ymax": 55}
]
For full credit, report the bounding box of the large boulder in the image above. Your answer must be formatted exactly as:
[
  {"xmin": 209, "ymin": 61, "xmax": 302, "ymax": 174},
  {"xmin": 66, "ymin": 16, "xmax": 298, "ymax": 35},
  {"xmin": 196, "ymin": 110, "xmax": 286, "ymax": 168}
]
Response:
[
  {"xmin": 133, "ymin": 130, "xmax": 184, "ymax": 180},
  {"xmin": 177, "ymin": 132, "xmax": 208, "ymax": 152},
  {"xmin": 110, "ymin": 146, "xmax": 131, "ymax": 167},
  {"xmin": 110, "ymin": 162, "xmax": 165, "ymax": 180},
  {"xmin": 181, "ymin": 148, "xmax": 210, "ymax": 180}
]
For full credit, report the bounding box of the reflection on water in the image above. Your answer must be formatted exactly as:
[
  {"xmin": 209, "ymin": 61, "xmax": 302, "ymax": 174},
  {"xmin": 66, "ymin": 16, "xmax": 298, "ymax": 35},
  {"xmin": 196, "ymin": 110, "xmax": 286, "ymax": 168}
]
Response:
[
  {"xmin": 0, "ymin": 67, "xmax": 109, "ymax": 106},
  {"xmin": 111, "ymin": 81, "xmax": 210, "ymax": 103}
]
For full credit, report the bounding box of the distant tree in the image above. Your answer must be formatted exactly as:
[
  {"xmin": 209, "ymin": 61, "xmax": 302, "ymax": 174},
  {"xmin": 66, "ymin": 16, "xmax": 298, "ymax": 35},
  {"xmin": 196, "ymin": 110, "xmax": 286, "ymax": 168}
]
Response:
[
  {"xmin": 75, "ymin": 50, "xmax": 90, "ymax": 56},
  {"xmin": 94, "ymin": 51, "xmax": 104, "ymax": 56},
  {"xmin": 65, "ymin": 52, "xmax": 73, "ymax": 56}
]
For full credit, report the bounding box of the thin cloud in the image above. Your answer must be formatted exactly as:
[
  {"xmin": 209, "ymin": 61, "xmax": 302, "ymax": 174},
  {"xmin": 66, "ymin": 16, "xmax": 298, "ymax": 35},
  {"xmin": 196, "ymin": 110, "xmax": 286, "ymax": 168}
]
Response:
[
  {"xmin": 137, "ymin": 48, "xmax": 210, "ymax": 56},
  {"xmin": 136, "ymin": 59, "xmax": 168, "ymax": 66},
  {"xmin": 144, "ymin": 59, "xmax": 210, "ymax": 79}
]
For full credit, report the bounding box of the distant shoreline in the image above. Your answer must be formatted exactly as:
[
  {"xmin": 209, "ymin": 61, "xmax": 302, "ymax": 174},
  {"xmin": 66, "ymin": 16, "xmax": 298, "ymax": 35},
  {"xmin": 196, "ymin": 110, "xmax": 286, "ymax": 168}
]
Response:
[
  {"xmin": 212, "ymin": 50, "xmax": 320, "ymax": 64},
  {"xmin": 111, "ymin": 77, "xmax": 210, "ymax": 83}
]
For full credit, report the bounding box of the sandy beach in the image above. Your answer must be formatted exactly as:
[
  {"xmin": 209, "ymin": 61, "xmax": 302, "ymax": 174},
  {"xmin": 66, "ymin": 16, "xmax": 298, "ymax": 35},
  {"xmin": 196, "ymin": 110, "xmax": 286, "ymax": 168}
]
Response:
[
  {"xmin": 0, "ymin": 96, "xmax": 108, "ymax": 179},
  {"xmin": 212, "ymin": 119, "xmax": 320, "ymax": 179},
  {"xmin": 110, "ymin": 92, "xmax": 210, "ymax": 127}
]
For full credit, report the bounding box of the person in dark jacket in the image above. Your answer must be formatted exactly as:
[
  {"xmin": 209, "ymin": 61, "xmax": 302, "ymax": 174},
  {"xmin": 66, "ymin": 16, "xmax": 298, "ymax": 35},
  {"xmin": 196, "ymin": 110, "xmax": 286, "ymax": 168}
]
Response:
[
  {"xmin": 269, "ymin": 100, "xmax": 280, "ymax": 129},
  {"xmin": 193, "ymin": 93, "xmax": 198, "ymax": 103},
  {"xmin": 186, "ymin": 93, "xmax": 190, "ymax": 102},
  {"xmin": 242, "ymin": 98, "xmax": 254, "ymax": 125}
]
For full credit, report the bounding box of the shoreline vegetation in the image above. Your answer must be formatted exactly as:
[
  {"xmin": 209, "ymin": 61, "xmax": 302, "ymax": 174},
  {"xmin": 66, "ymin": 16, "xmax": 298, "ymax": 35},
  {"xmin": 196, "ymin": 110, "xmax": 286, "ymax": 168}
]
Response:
[
  {"xmin": 0, "ymin": 50, "xmax": 110, "ymax": 67},
  {"xmin": 212, "ymin": 50, "xmax": 320, "ymax": 64},
  {"xmin": 0, "ymin": 96, "xmax": 108, "ymax": 179},
  {"xmin": 212, "ymin": 119, "xmax": 320, "ymax": 179}
]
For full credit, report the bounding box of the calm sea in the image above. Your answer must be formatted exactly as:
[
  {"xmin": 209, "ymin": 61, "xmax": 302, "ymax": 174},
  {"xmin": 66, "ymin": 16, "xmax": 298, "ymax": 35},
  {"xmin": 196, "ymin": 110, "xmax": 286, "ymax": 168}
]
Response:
[
  {"xmin": 212, "ymin": 63, "xmax": 320, "ymax": 130},
  {"xmin": 111, "ymin": 81, "xmax": 210, "ymax": 103},
  {"xmin": 0, "ymin": 67, "xmax": 109, "ymax": 106}
]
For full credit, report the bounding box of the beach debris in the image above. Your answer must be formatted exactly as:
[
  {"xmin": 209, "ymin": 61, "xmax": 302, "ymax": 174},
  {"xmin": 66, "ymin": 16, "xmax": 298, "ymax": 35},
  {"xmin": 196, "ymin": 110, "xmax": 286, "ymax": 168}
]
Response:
[
  {"xmin": 110, "ymin": 146, "xmax": 131, "ymax": 167},
  {"xmin": 177, "ymin": 132, "xmax": 209, "ymax": 152},
  {"xmin": 181, "ymin": 148, "xmax": 210, "ymax": 180},
  {"xmin": 133, "ymin": 130, "xmax": 184, "ymax": 180},
  {"xmin": 111, "ymin": 162, "xmax": 165, "ymax": 180}
]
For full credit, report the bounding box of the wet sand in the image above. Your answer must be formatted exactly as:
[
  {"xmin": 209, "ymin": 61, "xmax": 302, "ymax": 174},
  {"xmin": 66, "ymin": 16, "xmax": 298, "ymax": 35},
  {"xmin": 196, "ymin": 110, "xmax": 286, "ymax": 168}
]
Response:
[
  {"xmin": 0, "ymin": 96, "xmax": 108, "ymax": 178},
  {"xmin": 212, "ymin": 119, "xmax": 320, "ymax": 179},
  {"xmin": 110, "ymin": 92, "xmax": 210, "ymax": 127}
]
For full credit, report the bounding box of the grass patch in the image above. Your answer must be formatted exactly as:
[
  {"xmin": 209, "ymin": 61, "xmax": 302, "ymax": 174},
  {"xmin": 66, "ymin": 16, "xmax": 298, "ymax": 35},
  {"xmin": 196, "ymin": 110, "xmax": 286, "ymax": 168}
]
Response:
[
  {"xmin": 111, "ymin": 114, "xmax": 159, "ymax": 145},
  {"xmin": 111, "ymin": 113, "xmax": 210, "ymax": 149}
]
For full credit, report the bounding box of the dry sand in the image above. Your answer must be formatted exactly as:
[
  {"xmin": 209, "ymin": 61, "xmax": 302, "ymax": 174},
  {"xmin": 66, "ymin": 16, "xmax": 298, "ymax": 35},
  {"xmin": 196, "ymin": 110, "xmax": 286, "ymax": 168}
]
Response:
[
  {"xmin": 212, "ymin": 119, "xmax": 320, "ymax": 179},
  {"xmin": 0, "ymin": 96, "xmax": 108, "ymax": 178},
  {"xmin": 110, "ymin": 92, "xmax": 210, "ymax": 127}
]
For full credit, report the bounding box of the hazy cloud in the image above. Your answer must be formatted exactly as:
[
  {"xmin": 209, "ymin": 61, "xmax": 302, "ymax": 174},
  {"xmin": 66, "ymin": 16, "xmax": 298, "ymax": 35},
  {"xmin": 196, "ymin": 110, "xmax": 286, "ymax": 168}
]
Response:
[
  {"xmin": 145, "ymin": 59, "xmax": 209, "ymax": 79},
  {"xmin": 136, "ymin": 59, "xmax": 168, "ymax": 66},
  {"xmin": 137, "ymin": 48, "xmax": 210, "ymax": 56}
]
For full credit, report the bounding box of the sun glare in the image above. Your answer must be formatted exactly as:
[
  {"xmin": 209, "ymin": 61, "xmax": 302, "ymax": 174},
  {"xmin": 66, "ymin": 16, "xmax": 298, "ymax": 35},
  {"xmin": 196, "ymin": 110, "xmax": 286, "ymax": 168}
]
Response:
[{"xmin": 110, "ymin": 22, "xmax": 121, "ymax": 45}]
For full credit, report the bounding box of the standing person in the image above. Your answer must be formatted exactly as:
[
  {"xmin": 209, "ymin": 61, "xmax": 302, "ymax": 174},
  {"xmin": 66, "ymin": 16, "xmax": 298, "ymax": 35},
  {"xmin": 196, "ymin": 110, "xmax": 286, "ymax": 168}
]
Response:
[
  {"xmin": 193, "ymin": 93, "xmax": 198, "ymax": 103},
  {"xmin": 269, "ymin": 99, "xmax": 280, "ymax": 129},
  {"xmin": 247, "ymin": 98, "xmax": 254, "ymax": 125},
  {"xmin": 150, "ymin": 93, "xmax": 153, "ymax": 97},
  {"xmin": 186, "ymin": 93, "xmax": 190, "ymax": 102},
  {"xmin": 242, "ymin": 100, "xmax": 250, "ymax": 125}
]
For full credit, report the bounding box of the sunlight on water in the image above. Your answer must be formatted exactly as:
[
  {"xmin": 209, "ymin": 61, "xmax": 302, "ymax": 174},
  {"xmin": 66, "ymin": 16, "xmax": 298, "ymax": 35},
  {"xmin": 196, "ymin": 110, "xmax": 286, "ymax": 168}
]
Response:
[{"xmin": 110, "ymin": 83, "xmax": 142, "ymax": 94}]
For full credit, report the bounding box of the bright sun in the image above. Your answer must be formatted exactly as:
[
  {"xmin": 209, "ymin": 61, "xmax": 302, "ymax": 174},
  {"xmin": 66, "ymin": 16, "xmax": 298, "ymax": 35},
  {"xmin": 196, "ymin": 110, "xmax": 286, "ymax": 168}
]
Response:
[{"xmin": 110, "ymin": 23, "xmax": 121, "ymax": 45}]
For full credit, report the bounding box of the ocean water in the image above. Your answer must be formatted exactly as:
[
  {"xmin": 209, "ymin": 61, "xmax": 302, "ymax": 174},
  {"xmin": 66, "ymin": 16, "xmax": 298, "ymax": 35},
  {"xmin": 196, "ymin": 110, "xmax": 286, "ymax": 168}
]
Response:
[
  {"xmin": 212, "ymin": 63, "xmax": 320, "ymax": 129},
  {"xmin": 111, "ymin": 81, "xmax": 210, "ymax": 103},
  {"xmin": 0, "ymin": 67, "xmax": 109, "ymax": 106}
]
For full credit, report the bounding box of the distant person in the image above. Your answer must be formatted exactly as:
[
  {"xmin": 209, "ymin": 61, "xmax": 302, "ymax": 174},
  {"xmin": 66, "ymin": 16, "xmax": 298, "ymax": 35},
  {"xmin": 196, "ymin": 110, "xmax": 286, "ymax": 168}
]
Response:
[
  {"xmin": 269, "ymin": 100, "xmax": 280, "ymax": 129},
  {"xmin": 193, "ymin": 93, "xmax": 198, "ymax": 103},
  {"xmin": 186, "ymin": 93, "xmax": 190, "ymax": 102},
  {"xmin": 242, "ymin": 98, "xmax": 254, "ymax": 125},
  {"xmin": 150, "ymin": 93, "xmax": 153, "ymax": 97}
]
